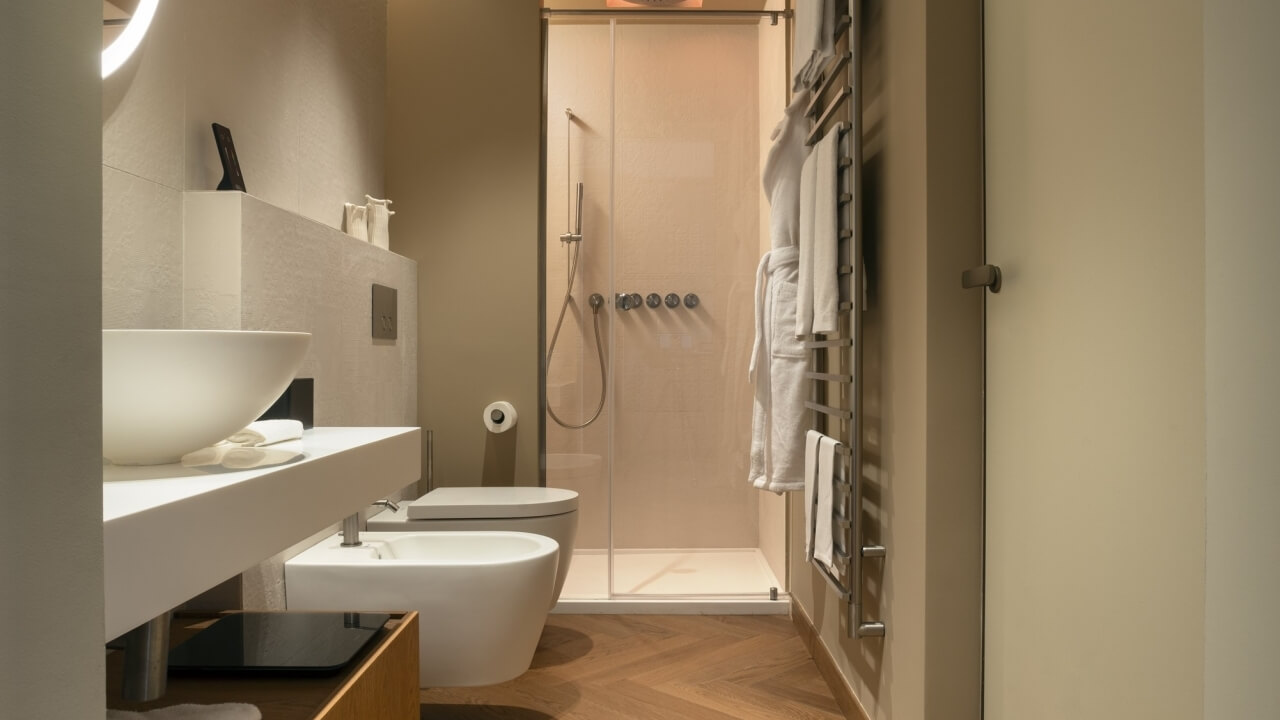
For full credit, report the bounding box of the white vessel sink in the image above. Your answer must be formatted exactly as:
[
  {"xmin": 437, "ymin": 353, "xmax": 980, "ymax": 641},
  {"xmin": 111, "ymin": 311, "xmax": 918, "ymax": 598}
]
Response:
[{"xmin": 102, "ymin": 329, "xmax": 310, "ymax": 465}]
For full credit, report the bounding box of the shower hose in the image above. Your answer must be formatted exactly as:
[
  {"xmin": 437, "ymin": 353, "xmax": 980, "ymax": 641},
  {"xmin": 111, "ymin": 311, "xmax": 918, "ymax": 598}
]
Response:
[{"xmin": 546, "ymin": 237, "xmax": 606, "ymax": 430}]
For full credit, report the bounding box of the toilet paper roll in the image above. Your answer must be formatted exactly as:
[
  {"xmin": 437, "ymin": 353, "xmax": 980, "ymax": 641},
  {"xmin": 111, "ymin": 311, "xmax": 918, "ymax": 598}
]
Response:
[{"xmin": 483, "ymin": 401, "xmax": 517, "ymax": 434}]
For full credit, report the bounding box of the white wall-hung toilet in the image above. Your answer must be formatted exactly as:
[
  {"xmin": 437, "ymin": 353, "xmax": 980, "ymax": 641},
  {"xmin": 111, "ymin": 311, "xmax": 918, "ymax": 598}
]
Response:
[
  {"xmin": 367, "ymin": 486, "xmax": 579, "ymax": 606},
  {"xmin": 285, "ymin": 530, "xmax": 558, "ymax": 687}
]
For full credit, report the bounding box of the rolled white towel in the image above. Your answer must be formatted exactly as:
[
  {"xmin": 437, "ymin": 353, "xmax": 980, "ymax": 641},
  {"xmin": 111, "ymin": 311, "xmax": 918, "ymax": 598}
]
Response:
[
  {"xmin": 223, "ymin": 419, "xmax": 304, "ymax": 447},
  {"xmin": 107, "ymin": 703, "xmax": 261, "ymax": 720}
]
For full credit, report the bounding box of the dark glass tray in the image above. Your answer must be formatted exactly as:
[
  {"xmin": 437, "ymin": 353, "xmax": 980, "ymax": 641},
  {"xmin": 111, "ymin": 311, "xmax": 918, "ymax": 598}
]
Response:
[{"xmin": 167, "ymin": 612, "xmax": 390, "ymax": 675}]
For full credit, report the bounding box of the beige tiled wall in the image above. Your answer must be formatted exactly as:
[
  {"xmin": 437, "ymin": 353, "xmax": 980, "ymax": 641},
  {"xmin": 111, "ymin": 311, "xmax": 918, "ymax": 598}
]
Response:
[
  {"xmin": 546, "ymin": 21, "xmax": 770, "ymax": 551},
  {"xmin": 103, "ymin": 0, "xmax": 387, "ymax": 330}
]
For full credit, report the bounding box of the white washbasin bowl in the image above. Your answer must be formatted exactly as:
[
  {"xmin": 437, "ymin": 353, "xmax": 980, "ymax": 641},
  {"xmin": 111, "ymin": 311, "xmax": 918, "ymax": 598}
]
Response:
[
  {"xmin": 102, "ymin": 329, "xmax": 310, "ymax": 465},
  {"xmin": 286, "ymin": 531, "xmax": 560, "ymax": 687}
]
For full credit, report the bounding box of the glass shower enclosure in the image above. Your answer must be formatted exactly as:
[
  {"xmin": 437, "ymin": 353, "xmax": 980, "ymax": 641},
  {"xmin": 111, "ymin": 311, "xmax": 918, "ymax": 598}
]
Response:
[{"xmin": 543, "ymin": 12, "xmax": 788, "ymax": 607}]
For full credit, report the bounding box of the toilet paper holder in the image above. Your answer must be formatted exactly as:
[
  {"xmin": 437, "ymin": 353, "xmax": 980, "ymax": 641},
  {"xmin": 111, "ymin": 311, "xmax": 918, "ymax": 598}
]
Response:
[{"xmin": 483, "ymin": 401, "xmax": 517, "ymax": 433}]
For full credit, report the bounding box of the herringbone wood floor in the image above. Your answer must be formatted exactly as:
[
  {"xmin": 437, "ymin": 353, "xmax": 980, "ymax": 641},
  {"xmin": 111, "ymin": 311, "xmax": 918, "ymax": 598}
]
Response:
[{"xmin": 420, "ymin": 614, "xmax": 847, "ymax": 719}]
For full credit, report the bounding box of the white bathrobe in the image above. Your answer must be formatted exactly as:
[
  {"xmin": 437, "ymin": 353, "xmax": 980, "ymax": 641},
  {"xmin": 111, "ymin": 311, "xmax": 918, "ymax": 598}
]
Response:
[{"xmin": 749, "ymin": 90, "xmax": 811, "ymax": 493}]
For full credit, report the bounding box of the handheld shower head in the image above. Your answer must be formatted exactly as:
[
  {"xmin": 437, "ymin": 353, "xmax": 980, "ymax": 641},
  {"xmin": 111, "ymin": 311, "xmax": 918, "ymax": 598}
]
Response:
[{"xmin": 574, "ymin": 182, "xmax": 584, "ymax": 236}]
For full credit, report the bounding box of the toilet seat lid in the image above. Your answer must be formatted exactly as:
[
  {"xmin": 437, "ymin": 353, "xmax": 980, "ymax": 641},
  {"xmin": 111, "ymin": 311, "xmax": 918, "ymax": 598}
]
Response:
[{"xmin": 406, "ymin": 486, "xmax": 579, "ymax": 520}]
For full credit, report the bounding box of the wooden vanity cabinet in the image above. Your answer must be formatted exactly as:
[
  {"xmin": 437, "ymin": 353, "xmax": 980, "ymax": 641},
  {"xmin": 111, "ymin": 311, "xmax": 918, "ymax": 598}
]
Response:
[{"xmin": 106, "ymin": 611, "xmax": 419, "ymax": 720}]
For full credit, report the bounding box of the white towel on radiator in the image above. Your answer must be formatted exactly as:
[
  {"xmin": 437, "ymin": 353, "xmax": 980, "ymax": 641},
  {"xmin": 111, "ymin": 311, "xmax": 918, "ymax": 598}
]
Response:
[
  {"xmin": 803, "ymin": 430, "xmax": 823, "ymax": 561},
  {"xmin": 793, "ymin": 0, "xmax": 836, "ymax": 91},
  {"xmin": 796, "ymin": 146, "xmax": 819, "ymax": 335},
  {"xmin": 812, "ymin": 129, "xmax": 840, "ymax": 334},
  {"xmin": 797, "ymin": 130, "xmax": 841, "ymax": 336},
  {"xmin": 814, "ymin": 434, "xmax": 841, "ymax": 571}
]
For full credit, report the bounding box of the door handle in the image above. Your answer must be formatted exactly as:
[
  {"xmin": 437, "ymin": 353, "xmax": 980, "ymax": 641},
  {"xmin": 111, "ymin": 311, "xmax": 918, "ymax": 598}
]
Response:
[{"xmin": 961, "ymin": 264, "xmax": 1002, "ymax": 293}]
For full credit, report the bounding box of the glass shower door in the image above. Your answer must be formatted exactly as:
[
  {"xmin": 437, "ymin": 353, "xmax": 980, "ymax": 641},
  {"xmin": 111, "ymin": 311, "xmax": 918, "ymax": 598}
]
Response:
[
  {"xmin": 545, "ymin": 15, "xmax": 787, "ymax": 602},
  {"xmin": 606, "ymin": 19, "xmax": 777, "ymax": 598}
]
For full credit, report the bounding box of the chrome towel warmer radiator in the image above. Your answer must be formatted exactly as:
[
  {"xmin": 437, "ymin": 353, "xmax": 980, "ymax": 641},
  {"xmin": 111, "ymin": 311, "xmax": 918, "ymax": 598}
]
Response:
[{"xmin": 802, "ymin": 0, "xmax": 885, "ymax": 639}]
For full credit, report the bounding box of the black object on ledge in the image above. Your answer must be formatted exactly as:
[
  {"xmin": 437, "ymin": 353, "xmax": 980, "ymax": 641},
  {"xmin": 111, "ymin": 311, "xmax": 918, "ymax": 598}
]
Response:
[
  {"xmin": 259, "ymin": 377, "xmax": 314, "ymax": 429},
  {"xmin": 212, "ymin": 122, "xmax": 247, "ymax": 192}
]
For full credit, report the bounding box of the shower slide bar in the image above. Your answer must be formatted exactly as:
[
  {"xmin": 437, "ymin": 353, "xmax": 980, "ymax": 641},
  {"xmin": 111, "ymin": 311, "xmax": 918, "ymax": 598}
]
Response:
[{"xmin": 802, "ymin": 0, "xmax": 885, "ymax": 640}]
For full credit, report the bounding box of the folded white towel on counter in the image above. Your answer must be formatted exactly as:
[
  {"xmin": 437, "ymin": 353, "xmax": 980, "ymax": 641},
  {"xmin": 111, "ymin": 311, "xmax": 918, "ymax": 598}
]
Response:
[
  {"xmin": 814, "ymin": 433, "xmax": 841, "ymax": 571},
  {"xmin": 223, "ymin": 419, "xmax": 304, "ymax": 447},
  {"xmin": 181, "ymin": 443, "xmax": 303, "ymax": 470},
  {"xmin": 107, "ymin": 703, "xmax": 261, "ymax": 720}
]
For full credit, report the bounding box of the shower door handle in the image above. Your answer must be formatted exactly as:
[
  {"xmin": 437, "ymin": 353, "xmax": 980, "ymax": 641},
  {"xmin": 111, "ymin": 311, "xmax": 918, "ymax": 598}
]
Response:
[{"xmin": 961, "ymin": 264, "xmax": 1002, "ymax": 293}]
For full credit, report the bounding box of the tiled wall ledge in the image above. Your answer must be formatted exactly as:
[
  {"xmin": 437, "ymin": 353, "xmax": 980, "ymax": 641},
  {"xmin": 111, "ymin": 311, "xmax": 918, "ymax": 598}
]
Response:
[{"xmin": 182, "ymin": 191, "xmax": 417, "ymax": 428}]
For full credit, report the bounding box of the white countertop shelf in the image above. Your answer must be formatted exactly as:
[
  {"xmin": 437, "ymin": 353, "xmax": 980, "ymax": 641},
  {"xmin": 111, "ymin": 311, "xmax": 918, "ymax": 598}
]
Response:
[{"xmin": 103, "ymin": 426, "xmax": 420, "ymax": 640}]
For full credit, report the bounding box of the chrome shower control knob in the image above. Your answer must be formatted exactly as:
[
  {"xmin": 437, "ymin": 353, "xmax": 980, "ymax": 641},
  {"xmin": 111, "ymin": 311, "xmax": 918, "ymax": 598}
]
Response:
[
  {"xmin": 629, "ymin": 293, "xmax": 642, "ymax": 309},
  {"xmin": 615, "ymin": 293, "xmax": 631, "ymax": 310},
  {"xmin": 664, "ymin": 293, "xmax": 680, "ymax": 308},
  {"xmin": 646, "ymin": 293, "xmax": 662, "ymax": 308},
  {"xmin": 683, "ymin": 293, "xmax": 700, "ymax": 309}
]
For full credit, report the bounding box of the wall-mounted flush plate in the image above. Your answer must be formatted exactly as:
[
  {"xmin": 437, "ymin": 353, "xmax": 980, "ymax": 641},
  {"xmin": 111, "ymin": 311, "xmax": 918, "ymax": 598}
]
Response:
[{"xmin": 372, "ymin": 284, "xmax": 397, "ymax": 340}]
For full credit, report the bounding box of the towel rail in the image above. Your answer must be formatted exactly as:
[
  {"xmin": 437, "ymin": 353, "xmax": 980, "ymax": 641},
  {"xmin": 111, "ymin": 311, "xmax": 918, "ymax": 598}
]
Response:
[
  {"xmin": 805, "ymin": 95, "xmax": 852, "ymax": 146},
  {"xmin": 801, "ymin": 0, "xmax": 885, "ymax": 640},
  {"xmin": 805, "ymin": 401, "xmax": 853, "ymax": 420},
  {"xmin": 804, "ymin": 338, "xmax": 853, "ymax": 349},
  {"xmin": 805, "ymin": 52, "xmax": 853, "ymax": 116},
  {"xmin": 806, "ymin": 371, "xmax": 854, "ymax": 383}
]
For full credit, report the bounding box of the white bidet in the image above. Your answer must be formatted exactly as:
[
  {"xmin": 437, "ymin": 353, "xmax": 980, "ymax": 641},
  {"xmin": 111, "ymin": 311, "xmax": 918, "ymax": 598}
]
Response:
[{"xmin": 285, "ymin": 531, "xmax": 559, "ymax": 687}]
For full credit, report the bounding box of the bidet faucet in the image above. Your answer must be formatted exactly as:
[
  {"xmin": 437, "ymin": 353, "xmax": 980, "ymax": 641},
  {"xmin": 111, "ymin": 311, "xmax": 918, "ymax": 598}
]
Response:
[{"xmin": 340, "ymin": 499, "xmax": 401, "ymax": 547}]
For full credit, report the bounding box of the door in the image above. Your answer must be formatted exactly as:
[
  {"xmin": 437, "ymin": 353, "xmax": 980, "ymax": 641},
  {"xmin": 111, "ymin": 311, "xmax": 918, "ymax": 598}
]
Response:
[{"xmin": 983, "ymin": 2, "xmax": 1206, "ymax": 718}]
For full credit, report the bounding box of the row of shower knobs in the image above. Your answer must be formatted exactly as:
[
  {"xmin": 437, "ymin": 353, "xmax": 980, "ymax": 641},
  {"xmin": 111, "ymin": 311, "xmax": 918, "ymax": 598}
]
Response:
[{"xmin": 615, "ymin": 292, "xmax": 700, "ymax": 311}]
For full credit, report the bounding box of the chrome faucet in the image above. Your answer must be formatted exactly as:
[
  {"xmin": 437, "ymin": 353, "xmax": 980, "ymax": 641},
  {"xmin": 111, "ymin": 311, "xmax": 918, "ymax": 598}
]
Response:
[{"xmin": 340, "ymin": 499, "xmax": 400, "ymax": 547}]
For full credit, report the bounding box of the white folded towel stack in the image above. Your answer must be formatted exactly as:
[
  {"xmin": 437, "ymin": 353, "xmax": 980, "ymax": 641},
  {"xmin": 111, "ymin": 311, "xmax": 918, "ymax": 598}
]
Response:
[
  {"xmin": 107, "ymin": 703, "xmax": 262, "ymax": 720},
  {"xmin": 223, "ymin": 419, "xmax": 304, "ymax": 447}
]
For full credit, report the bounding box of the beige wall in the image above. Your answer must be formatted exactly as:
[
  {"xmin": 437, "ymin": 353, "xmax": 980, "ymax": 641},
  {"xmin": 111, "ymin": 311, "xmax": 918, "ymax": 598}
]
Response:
[
  {"xmin": 388, "ymin": 0, "xmax": 543, "ymax": 490},
  {"xmin": 1203, "ymin": 1, "xmax": 1280, "ymax": 717},
  {"xmin": 789, "ymin": 0, "xmax": 984, "ymax": 718},
  {"xmin": 0, "ymin": 2, "xmax": 104, "ymax": 716},
  {"xmin": 103, "ymin": 0, "xmax": 387, "ymax": 330},
  {"xmin": 984, "ymin": 1, "xmax": 1206, "ymax": 717}
]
